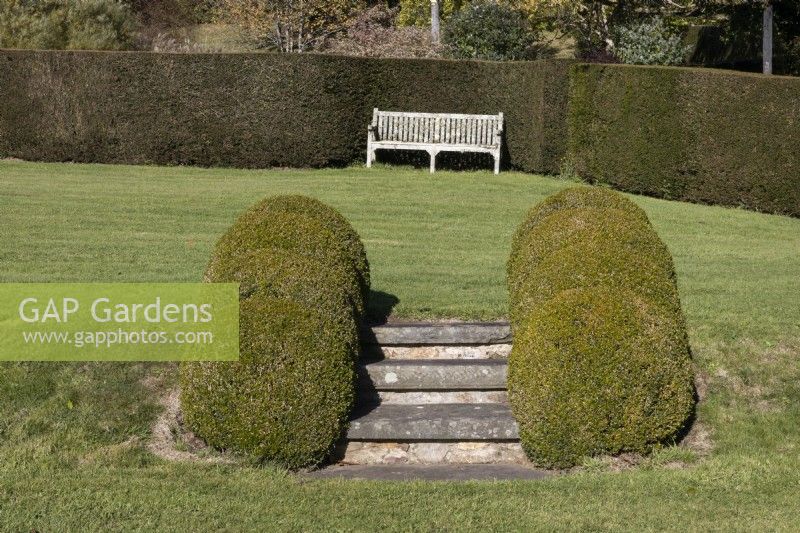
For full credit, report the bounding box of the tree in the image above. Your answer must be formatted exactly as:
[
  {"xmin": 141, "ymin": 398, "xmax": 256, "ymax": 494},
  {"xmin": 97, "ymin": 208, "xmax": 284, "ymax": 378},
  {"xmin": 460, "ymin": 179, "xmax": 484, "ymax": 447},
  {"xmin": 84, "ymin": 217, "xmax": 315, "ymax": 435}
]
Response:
[
  {"xmin": 214, "ymin": 0, "xmax": 365, "ymax": 52},
  {"xmin": 516, "ymin": 0, "xmax": 700, "ymax": 56},
  {"xmin": 443, "ymin": 2, "xmax": 541, "ymax": 60}
]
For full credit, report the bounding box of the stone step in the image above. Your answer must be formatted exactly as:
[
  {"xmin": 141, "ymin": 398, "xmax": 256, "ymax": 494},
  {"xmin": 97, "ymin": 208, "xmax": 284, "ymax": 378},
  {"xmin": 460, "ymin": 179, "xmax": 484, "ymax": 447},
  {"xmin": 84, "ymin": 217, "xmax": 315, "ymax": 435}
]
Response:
[
  {"xmin": 361, "ymin": 343, "xmax": 511, "ymax": 360},
  {"xmin": 306, "ymin": 464, "xmax": 549, "ymax": 481},
  {"xmin": 359, "ymin": 359, "xmax": 507, "ymax": 391},
  {"xmin": 335, "ymin": 441, "xmax": 526, "ymax": 465},
  {"xmin": 359, "ymin": 390, "xmax": 508, "ymax": 405},
  {"xmin": 363, "ymin": 321, "xmax": 511, "ymax": 346},
  {"xmin": 347, "ymin": 403, "xmax": 519, "ymax": 441}
]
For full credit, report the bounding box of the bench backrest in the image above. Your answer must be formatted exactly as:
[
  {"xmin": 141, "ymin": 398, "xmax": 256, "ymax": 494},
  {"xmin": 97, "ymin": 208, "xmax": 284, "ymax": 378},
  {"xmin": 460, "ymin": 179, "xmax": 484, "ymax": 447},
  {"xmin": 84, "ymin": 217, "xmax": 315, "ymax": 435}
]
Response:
[{"xmin": 371, "ymin": 109, "xmax": 502, "ymax": 146}]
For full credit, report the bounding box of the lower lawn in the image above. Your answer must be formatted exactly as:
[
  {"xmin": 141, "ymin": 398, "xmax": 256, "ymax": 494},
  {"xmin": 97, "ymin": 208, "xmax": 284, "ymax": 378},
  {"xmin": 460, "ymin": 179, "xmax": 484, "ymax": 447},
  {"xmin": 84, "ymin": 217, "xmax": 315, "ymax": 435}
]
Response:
[{"xmin": 0, "ymin": 160, "xmax": 799, "ymax": 530}]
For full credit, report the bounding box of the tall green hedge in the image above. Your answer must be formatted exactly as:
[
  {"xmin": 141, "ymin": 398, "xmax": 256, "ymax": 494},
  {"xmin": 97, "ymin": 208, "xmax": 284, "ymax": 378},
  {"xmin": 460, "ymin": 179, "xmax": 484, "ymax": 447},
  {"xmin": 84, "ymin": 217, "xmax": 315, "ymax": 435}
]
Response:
[
  {"xmin": 507, "ymin": 187, "xmax": 694, "ymax": 468},
  {"xmin": 2, "ymin": 50, "xmax": 797, "ymax": 216},
  {"xmin": 0, "ymin": 50, "xmax": 571, "ymax": 174},
  {"xmin": 568, "ymin": 63, "xmax": 800, "ymax": 217},
  {"xmin": 180, "ymin": 195, "xmax": 367, "ymax": 469}
]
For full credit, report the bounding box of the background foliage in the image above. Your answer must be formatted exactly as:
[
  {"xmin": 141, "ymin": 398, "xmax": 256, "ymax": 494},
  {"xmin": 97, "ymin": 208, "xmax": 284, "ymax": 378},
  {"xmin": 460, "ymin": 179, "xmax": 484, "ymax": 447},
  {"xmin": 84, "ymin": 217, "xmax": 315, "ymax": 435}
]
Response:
[
  {"xmin": 0, "ymin": 0, "xmax": 137, "ymax": 50},
  {"xmin": 442, "ymin": 2, "xmax": 540, "ymax": 60},
  {"xmin": 614, "ymin": 16, "xmax": 688, "ymax": 66}
]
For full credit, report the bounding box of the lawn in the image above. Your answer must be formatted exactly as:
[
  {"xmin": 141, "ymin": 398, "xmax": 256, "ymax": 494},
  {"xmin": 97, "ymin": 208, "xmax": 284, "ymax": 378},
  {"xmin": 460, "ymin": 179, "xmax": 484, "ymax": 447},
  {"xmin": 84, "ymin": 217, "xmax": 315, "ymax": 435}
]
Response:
[{"xmin": 1, "ymin": 160, "xmax": 799, "ymax": 530}]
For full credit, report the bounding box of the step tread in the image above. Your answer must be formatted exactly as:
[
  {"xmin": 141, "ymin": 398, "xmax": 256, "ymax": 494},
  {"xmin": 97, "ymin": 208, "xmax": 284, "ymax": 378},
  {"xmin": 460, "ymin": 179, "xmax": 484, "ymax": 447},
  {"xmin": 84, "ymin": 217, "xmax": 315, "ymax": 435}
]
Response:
[
  {"xmin": 363, "ymin": 322, "xmax": 512, "ymax": 346},
  {"xmin": 305, "ymin": 464, "xmax": 550, "ymax": 481},
  {"xmin": 359, "ymin": 359, "xmax": 507, "ymax": 391},
  {"xmin": 347, "ymin": 403, "xmax": 519, "ymax": 441}
]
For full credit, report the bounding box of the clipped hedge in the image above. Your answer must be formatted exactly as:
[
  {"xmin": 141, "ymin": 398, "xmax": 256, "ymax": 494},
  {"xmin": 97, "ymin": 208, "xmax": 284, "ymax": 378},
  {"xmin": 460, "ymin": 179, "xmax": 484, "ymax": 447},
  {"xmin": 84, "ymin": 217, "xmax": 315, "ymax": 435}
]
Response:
[
  {"xmin": 181, "ymin": 194, "xmax": 368, "ymax": 468},
  {"xmin": 208, "ymin": 196, "xmax": 368, "ymax": 313},
  {"xmin": 241, "ymin": 195, "xmax": 370, "ymax": 301},
  {"xmin": 180, "ymin": 297, "xmax": 354, "ymax": 468},
  {"xmin": 568, "ymin": 63, "xmax": 800, "ymax": 217},
  {"xmin": 507, "ymin": 187, "xmax": 694, "ymax": 468},
  {"xmin": 510, "ymin": 286, "xmax": 694, "ymax": 467},
  {"xmin": 0, "ymin": 49, "xmax": 572, "ymax": 174},
  {"xmin": 3, "ymin": 50, "xmax": 797, "ymax": 216}
]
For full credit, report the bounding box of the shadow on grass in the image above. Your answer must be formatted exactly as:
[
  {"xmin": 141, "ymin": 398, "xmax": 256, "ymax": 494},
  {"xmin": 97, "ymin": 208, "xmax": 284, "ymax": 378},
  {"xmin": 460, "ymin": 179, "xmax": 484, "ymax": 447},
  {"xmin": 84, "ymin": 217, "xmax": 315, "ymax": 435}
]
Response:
[{"xmin": 366, "ymin": 290, "xmax": 399, "ymax": 325}]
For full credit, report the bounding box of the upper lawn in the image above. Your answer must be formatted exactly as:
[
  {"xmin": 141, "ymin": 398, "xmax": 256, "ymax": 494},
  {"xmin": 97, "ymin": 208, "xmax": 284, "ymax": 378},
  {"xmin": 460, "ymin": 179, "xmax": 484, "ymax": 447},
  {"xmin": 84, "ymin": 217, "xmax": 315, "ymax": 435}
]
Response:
[
  {"xmin": 0, "ymin": 160, "xmax": 798, "ymax": 531},
  {"xmin": 1, "ymin": 160, "xmax": 798, "ymax": 345}
]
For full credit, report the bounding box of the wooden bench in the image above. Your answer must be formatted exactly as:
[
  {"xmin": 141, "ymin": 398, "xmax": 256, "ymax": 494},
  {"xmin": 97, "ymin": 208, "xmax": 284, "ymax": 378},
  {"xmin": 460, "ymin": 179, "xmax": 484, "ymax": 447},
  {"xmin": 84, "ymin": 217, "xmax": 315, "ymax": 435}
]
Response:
[{"xmin": 366, "ymin": 109, "xmax": 504, "ymax": 174}]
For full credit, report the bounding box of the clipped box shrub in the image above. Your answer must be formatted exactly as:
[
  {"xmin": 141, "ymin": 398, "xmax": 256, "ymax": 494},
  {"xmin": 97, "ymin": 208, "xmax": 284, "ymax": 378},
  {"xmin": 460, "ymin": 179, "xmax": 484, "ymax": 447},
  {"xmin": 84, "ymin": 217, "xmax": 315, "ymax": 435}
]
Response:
[
  {"xmin": 511, "ymin": 238, "xmax": 681, "ymax": 326},
  {"xmin": 209, "ymin": 196, "xmax": 368, "ymax": 314},
  {"xmin": 180, "ymin": 297, "xmax": 354, "ymax": 469},
  {"xmin": 509, "ymin": 286, "xmax": 694, "ymax": 468},
  {"xmin": 507, "ymin": 187, "xmax": 694, "ymax": 467},
  {"xmin": 207, "ymin": 247, "xmax": 360, "ymax": 354},
  {"xmin": 181, "ymin": 194, "xmax": 368, "ymax": 468},
  {"xmin": 507, "ymin": 207, "xmax": 667, "ymax": 309},
  {"xmin": 246, "ymin": 195, "xmax": 370, "ymax": 301}
]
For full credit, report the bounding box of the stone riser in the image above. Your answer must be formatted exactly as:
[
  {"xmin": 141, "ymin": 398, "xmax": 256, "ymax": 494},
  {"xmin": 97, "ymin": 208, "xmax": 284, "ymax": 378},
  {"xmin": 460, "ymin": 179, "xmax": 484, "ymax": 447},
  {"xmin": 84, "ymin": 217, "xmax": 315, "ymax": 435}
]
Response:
[
  {"xmin": 336, "ymin": 441, "xmax": 527, "ymax": 465},
  {"xmin": 359, "ymin": 390, "xmax": 508, "ymax": 405},
  {"xmin": 364, "ymin": 322, "xmax": 511, "ymax": 346},
  {"xmin": 359, "ymin": 359, "xmax": 507, "ymax": 391},
  {"xmin": 363, "ymin": 344, "xmax": 511, "ymax": 360},
  {"xmin": 347, "ymin": 403, "xmax": 519, "ymax": 440}
]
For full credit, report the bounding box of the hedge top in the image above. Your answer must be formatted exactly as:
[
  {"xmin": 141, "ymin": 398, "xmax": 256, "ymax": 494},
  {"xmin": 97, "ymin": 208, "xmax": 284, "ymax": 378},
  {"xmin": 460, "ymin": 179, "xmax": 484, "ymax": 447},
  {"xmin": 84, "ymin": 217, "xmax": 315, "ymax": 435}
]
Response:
[
  {"xmin": 208, "ymin": 195, "xmax": 369, "ymax": 313},
  {"xmin": 511, "ymin": 187, "xmax": 649, "ymax": 251},
  {"xmin": 507, "ymin": 205, "xmax": 665, "ymax": 295}
]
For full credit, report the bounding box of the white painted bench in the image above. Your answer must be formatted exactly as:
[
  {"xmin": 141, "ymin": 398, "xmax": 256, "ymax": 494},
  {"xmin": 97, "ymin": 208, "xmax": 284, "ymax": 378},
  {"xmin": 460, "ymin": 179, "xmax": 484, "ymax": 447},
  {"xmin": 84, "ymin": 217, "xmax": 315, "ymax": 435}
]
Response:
[{"xmin": 366, "ymin": 109, "xmax": 504, "ymax": 174}]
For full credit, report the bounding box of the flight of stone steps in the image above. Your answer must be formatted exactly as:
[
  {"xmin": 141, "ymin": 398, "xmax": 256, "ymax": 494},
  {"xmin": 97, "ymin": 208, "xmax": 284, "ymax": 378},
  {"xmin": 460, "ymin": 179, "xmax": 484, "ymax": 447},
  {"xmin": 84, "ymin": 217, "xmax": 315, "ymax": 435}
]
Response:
[{"xmin": 333, "ymin": 322, "xmax": 528, "ymax": 466}]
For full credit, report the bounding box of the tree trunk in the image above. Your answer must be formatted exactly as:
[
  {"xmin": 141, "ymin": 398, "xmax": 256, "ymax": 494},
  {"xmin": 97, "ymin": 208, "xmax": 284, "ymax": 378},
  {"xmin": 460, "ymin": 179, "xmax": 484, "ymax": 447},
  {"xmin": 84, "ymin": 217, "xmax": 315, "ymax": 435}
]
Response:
[
  {"xmin": 763, "ymin": 2, "xmax": 773, "ymax": 75},
  {"xmin": 430, "ymin": 0, "xmax": 440, "ymax": 44}
]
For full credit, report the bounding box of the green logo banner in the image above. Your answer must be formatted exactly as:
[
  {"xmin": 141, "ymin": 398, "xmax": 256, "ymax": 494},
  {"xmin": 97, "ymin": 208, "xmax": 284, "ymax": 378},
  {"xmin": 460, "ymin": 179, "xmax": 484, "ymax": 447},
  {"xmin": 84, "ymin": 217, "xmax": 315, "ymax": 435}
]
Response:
[{"xmin": 0, "ymin": 283, "xmax": 239, "ymax": 361}]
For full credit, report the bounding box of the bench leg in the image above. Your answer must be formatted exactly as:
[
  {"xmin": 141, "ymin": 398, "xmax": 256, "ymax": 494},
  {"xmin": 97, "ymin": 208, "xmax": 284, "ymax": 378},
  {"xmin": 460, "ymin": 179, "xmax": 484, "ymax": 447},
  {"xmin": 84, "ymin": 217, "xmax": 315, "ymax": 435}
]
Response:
[
  {"xmin": 493, "ymin": 152, "xmax": 500, "ymax": 175},
  {"xmin": 366, "ymin": 146, "xmax": 373, "ymax": 168},
  {"xmin": 429, "ymin": 150, "xmax": 436, "ymax": 174}
]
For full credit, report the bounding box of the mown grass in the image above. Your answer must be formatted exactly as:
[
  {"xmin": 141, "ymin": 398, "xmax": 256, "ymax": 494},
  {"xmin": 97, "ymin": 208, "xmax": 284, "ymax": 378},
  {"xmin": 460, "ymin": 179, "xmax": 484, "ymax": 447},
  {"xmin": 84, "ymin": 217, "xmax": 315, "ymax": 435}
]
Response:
[{"xmin": 0, "ymin": 160, "xmax": 798, "ymax": 531}]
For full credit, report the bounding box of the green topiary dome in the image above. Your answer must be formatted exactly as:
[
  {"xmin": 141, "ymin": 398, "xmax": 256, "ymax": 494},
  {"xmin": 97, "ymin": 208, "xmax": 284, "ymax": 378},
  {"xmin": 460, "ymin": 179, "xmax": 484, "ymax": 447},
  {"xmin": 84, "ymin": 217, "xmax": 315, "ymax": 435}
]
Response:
[{"xmin": 508, "ymin": 286, "xmax": 694, "ymax": 469}]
